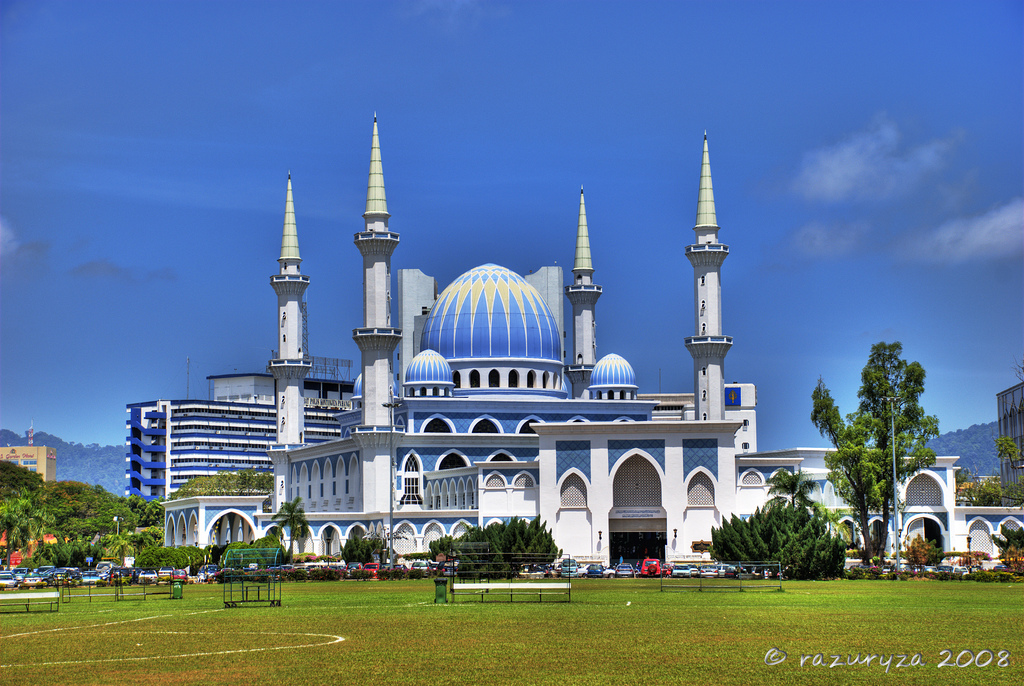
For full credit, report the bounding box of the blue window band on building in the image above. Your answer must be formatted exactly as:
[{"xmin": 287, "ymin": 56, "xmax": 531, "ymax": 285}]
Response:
[{"xmin": 683, "ymin": 438, "xmax": 718, "ymax": 480}]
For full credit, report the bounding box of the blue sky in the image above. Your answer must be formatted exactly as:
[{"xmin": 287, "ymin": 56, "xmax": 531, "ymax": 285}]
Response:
[{"xmin": 2, "ymin": 0, "xmax": 1021, "ymax": 456}]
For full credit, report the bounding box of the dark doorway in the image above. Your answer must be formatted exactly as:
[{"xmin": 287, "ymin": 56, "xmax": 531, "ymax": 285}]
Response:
[{"xmin": 610, "ymin": 531, "xmax": 667, "ymax": 563}]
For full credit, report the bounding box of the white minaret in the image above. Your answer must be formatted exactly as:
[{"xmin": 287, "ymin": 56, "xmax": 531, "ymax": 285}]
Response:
[
  {"xmin": 685, "ymin": 134, "xmax": 732, "ymax": 421},
  {"xmin": 564, "ymin": 187, "xmax": 602, "ymax": 398},
  {"xmin": 351, "ymin": 116, "xmax": 402, "ymax": 523},
  {"xmin": 269, "ymin": 173, "xmax": 311, "ymax": 445}
]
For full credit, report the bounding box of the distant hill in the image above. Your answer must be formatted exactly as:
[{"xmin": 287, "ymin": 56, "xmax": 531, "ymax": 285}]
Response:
[
  {"xmin": 0, "ymin": 429, "xmax": 124, "ymax": 494},
  {"xmin": 926, "ymin": 421, "xmax": 1000, "ymax": 476}
]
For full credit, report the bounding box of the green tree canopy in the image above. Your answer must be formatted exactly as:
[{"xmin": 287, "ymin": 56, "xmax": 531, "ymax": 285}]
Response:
[
  {"xmin": 811, "ymin": 342, "xmax": 939, "ymax": 562},
  {"xmin": 172, "ymin": 469, "xmax": 273, "ymax": 499},
  {"xmin": 711, "ymin": 504, "xmax": 847, "ymax": 580},
  {"xmin": 0, "ymin": 461, "xmax": 45, "ymax": 499}
]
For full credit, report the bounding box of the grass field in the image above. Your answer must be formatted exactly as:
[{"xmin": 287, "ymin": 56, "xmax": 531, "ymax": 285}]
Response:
[{"xmin": 1, "ymin": 579, "xmax": 1021, "ymax": 685}]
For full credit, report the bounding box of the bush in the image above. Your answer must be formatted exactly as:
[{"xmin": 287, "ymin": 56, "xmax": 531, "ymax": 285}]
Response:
[
  {"xmin": 308, "ymin": 567, "xmax": 340, "ymax": 581},
  {"xmin": 348, "ymin": 569, "xmax": 371, "ymax": 581},
  {"xmin": 379, "ymin": 568, "xmax": 407, "ymax": 581},
  {"xmin": 408, "ymin": 569, "xmax": 426, "ymax": 580},
  {"xmin": 286, "ymin": 569, "xmax": 309, "ymax": 582}
]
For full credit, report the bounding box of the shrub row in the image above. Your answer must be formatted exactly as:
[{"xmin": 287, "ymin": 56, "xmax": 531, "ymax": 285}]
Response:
[{"xmin": 845, "ymin": 568, "xmax": 1021, "ymax": 582}]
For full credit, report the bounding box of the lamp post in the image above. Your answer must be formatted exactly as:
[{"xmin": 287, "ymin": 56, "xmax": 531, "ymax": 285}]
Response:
[
  {"xmin": 883, "ymin": 396, "xmax": 902, "ymax": 574},
  {"xmin": 114, "ymin": 516, "xmax": 120, "ymax": 536},
  {"xmin": 383, "ymin": 400, "xmax": 402, "ymax": 569}
]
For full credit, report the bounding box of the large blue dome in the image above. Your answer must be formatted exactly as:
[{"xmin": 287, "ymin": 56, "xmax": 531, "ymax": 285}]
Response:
[{"xmin": 421, "ymin": 264, "xmax": 561, "ymax": 362}]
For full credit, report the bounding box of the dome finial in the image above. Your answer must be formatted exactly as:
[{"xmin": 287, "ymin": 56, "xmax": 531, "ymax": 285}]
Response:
[
  {"xmin": 573, "ymin": 187, "xmax": 593, "ymax": 272},
  {"xmin": 364, "ymin": 116, "xmax": 389, "ymax": 219},
  {"xmin": 695, "ymin": 133, "xmax": 717, "ymax": 227}
]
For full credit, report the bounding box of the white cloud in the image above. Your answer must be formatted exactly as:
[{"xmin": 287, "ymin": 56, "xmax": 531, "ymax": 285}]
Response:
[
  {"xmin": 791, "ymin": 220, "xmax": 870, "ymax": 258},
  {"xmin": 793, "ymin": 116, "xmax": 954, "ymax": 202},
  {"xmin": 909, "ymin": 197, "xmax": 1024, "ymax": 263}
]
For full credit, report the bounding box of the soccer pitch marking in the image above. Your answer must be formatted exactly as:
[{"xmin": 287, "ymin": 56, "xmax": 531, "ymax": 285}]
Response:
[{"xmin": 1, "ymin": 614, "xmax": 345, "ymax": 669}]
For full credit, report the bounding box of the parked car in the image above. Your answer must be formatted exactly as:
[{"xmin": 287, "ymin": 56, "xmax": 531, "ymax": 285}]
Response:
[
  {"xmin": 158, "ymin": 567, "xmax": 174, "ymax": 580},
  {"xmin": 81, "ymin": 571, "xmax": 103, "ymax": 585},
  {"xmin": 172, "ymin": 569, "xmax": 188, "ymax": 581},
  {"xmin": 410, "ymin": 560, "xmax": 430, "ymax": 574},
  {"xmin": 560, "ymin": 559, "xmax": 580, "ymax": 578},
  {"xmin": 0, "ymin": 572, "xmax": 19, "ymax": 589},
  {"xmin": 11, "ymin": 568, "xmax": 29, "ymax": 581},
  {"xmin": 362, "ymin": 562, "xmax": 380, "ymax": 579},
  {"xmin": 936, "ymin": 565, "xmax": 953, "ymax": 574},
  {"xmin": 139, "ymin": 569, "xmax": 159, "ymax": 584},
  {"xmin": 639, "ymin": 558, "xmax": 661, "ymax": 577},
  {"xmin": 197, "ymin": 564, "xmax": 219, "ymax": 582},
  {"xmin": 992, "ymin": 564, "xmax": 1009, "ymax": 573},
  {"xmin": 19, "ymin": 573, "xmax": 47, "ymax": 588},
  {"xmin": 614, "ymin": 563, "xmax": 635, "ymax": 578},
  {"xmin": 671, "ymin": 564, "xmax": 693, "ymax": 578},
  {"xmin": 700, "ymin": 565, "xmax": 719, "ymax": 578}
]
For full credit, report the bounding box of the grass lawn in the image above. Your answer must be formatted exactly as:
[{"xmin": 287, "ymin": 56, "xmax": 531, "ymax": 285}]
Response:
[{"xmin": 1, "ymin": 579, "xmax": 1021, "ymax": 685}]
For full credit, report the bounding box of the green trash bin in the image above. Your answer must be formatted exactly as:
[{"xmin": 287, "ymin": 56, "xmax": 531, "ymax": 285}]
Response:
[
  {"xmin": 433, "ymin": 577, "xmax": 448, "ymax": 604},
  {"xmin": 171, "ymin": 580, "xmax": 184, "ymax": 600}
]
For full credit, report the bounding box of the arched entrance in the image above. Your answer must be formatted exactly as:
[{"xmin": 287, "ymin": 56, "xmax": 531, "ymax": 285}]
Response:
[
  {"xmin": 608, "ymin": 455, "xmax": 665, "ymax": 563},
  {"xmin": 906, "ymin": 516, "xmax": 944, "ymax": 550}
]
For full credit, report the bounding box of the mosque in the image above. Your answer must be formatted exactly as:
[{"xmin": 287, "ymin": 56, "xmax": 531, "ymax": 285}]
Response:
[{"xmin": 161, "ymin": 119, "xmax": 1021, "ymax": 565}]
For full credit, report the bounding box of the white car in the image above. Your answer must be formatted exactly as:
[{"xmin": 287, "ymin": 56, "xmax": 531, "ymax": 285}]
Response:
[{"xmin": 0, "ymin": 572, "xmax": 19, "ymax": 589}]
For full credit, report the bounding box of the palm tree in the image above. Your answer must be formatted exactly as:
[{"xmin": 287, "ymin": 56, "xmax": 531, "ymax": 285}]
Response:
[
  {"xmin": 0, "ymin": 495, "xmax": 53, "ymax": 567},
  {"xmin": 766, "ymin": 469, "xmax": 817, "ymax": 510},
  {"xmin": 103, "ymin": 532, "xmax": 135, "ymax": 566},
  {"xmin": 271, "ymin": 497, "xmax": 311, "ymax": 560}
]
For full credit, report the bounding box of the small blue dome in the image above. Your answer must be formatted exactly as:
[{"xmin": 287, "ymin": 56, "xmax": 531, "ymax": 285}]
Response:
[
  {"xmin": 405, "ymin": 349, "xmax": 454, "ymax": 387},
  {"xmin": 589, "ymin": 354, "xmax": 637, "ymax": 389},
  {"xmin": 421, "ymin": 264, "xmax": 561, "ymax": 362},
  {"xmin": 352, "ymin": 374, "xmax": 362, "ymax": 400}
]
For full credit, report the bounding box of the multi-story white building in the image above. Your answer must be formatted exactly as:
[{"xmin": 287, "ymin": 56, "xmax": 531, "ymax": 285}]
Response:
[{"xmin": 163, "ymin": 119, "xmax": 1021, "ymax": 560}]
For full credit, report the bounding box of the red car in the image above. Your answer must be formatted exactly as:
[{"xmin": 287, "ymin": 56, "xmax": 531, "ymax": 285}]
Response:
[
  {"xmin": 639, "ymin": 558, "xmax": 662, "ymax": 577},
  {"xmin": 362, "ymin": 562, "xmax": 380, "ymax": 579}
]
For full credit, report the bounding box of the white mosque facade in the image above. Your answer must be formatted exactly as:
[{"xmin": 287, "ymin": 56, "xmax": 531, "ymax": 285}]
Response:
[{"xmin": 162, "ymin": 120, "xmax": 1022, "ymax": 564}]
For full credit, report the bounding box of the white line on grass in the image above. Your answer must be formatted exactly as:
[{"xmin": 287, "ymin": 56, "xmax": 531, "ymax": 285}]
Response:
[
  {"xmin": 1, "ymin": 632, "xmax": 345, "ymax": 668},
  {"xmin": 3, "ymin": 615, "xmax": 172, "ymax": 639}
]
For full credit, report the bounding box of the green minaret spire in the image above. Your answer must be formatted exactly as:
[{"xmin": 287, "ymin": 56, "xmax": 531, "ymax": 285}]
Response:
[
  {"xmin": 695, "ymin": 132, "xmax": 717, "ymax": 227},
  {"xmin": 364, "ymin": 115, "xmax": 389, "ymax": 218},
  {"xmin": 280, "ymin": 173, "xmax": 301, "ymax": 261},
  {"xmin": 573, "ymin": 186, "xmax": 593, "ymax": 272}
]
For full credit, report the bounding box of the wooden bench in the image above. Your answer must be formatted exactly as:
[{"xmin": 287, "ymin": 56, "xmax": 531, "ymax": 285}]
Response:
[
  {"xmin": 451, "ymin": 581, "xmax": 571, "ymax": 603},
  {"xmin": 0, "ymin": 590, "xmax": 60, "ymax": 613}
]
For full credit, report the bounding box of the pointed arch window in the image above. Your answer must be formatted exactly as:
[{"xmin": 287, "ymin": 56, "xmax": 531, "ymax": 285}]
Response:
[
  {"xmin": 519, "ymin": 420, "xmax": 537, "ymax": 434},
  {"xmin": 424, "ymin": 418, "xmax": 452, "ymax": 433},
  {"xmin": 439, "ymin": 453, "xmax": 468, "ymax": 470},
  {"xmin": 488, "ymin": 370, "xmax": 500, "ymax": 387},
  {"xmin": 560, "ymin": 474, "xmax": 587, "ymax": 507},
  {"xmin": 509, "ymin": 370, "xmax": 519, "ymax": 388},
  {"xmin": 469, "ymin": 370, "xmax": 481, "ymax": 388},
  {"xmin": 687, "ymin": 472, "xmax": 715, "ymax": 506},
  {"xmin": 472, "ymin": 418, "xmax": 499, "ymax": 434},
  {"xmin": 453, "ymin": 371, "xmax": 461, "ymax": 388},
  {"xmin": 527, "ymin": 371, "xmax": 536, "ymax": 388},
  {"xmin": 401, "ymin": 455, "xmax": 422, "ymax": 505}
]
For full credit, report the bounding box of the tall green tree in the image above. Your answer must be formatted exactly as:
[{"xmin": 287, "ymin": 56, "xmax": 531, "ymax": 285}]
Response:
[
  {"xmin": 811, "ymin": 342, "xmax": 939, "ymax": 562},
  {"xmin": 766, "ymin": 469, "xmax": 817, "ymax": 509},
  {"xmin": 271, "ymin": 497, "xmax": 311, "ymax": 560}
]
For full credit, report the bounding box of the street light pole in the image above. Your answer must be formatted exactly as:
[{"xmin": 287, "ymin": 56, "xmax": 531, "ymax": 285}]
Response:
[
  {"xmin": 383, "ymin": 400, "xmax": 402, "ymax": 569},
  {"xmin": 884, "ymin": 396, "xmax": 901, "ymax": 574},
  {"xmin": 114, "ymin": 516, "xmax": 120, "ymax": 536}
]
